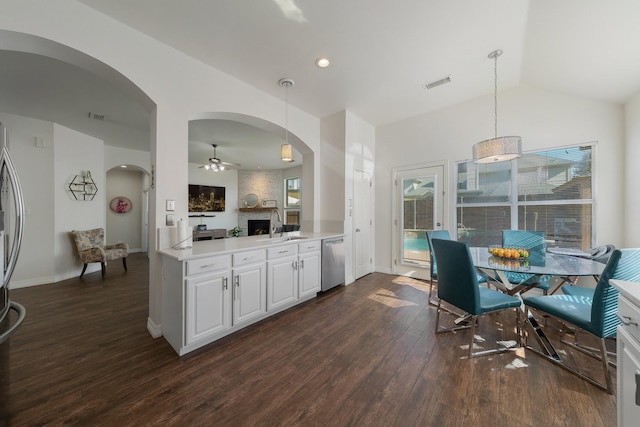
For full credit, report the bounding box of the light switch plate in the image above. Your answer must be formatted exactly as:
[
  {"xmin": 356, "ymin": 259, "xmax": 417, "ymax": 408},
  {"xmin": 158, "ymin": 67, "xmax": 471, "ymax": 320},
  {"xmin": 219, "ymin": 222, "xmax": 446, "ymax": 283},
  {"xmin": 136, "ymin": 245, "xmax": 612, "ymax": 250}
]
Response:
[{"xmin": 166, "ymin": 199, "xmax": 175, "ymax": 211}]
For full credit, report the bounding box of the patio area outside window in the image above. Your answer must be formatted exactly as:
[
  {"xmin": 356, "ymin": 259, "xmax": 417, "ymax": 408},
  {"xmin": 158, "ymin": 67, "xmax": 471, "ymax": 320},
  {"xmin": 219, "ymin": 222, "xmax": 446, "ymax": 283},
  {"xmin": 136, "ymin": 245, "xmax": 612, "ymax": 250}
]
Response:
[{"xmin": 455, "ymin": 145, "xmax": 594, "ymax": 250}]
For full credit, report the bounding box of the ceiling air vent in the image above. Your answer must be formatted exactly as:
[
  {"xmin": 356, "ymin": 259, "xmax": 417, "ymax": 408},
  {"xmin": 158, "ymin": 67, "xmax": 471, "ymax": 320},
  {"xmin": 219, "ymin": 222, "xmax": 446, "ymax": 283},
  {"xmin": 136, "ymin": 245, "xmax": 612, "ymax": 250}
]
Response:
[
  {"xmin": 88, "ymin": 112, "xmax": 106, "ymax": 121},
  {"xmin": 423, "ymin": 75, "xmax": 451, "ymax": 90}
]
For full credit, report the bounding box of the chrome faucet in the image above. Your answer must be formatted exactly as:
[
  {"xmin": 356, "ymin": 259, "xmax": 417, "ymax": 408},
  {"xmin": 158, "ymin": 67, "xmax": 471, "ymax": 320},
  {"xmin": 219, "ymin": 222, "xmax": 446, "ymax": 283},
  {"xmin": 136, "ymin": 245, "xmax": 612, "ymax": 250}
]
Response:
[{"xmin": 269, "ymin": 208, "xmax": 283, "ymax": 238}]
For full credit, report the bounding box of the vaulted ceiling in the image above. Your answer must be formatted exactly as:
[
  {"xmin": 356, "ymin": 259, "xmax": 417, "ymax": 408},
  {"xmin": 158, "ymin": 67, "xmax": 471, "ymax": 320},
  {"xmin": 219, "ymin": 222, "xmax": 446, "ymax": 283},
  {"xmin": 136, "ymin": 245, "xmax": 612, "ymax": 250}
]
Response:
[{"xmin": 2, "ymin": 1, "xmax": 640, "ymax": 168}]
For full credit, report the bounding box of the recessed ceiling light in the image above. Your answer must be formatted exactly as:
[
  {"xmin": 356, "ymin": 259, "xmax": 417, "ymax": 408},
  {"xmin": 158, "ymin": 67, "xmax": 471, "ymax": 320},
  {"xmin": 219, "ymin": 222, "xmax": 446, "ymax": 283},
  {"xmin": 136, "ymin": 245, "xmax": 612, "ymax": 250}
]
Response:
[
  {"xmin": 120, "ymin": 165, "xmax": 127, "ymax": 168},
  {"xmin": 315, "ymin": 57, "xmax": 330, "ymax": 68}
]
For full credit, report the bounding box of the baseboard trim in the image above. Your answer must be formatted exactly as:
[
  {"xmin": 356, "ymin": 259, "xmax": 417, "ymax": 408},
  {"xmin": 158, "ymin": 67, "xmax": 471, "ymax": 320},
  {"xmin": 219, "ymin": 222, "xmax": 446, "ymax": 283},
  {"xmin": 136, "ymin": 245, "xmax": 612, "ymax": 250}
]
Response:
[{"xmin": 147, "ymin": 317, "xmax": 162, "ymax": 338}]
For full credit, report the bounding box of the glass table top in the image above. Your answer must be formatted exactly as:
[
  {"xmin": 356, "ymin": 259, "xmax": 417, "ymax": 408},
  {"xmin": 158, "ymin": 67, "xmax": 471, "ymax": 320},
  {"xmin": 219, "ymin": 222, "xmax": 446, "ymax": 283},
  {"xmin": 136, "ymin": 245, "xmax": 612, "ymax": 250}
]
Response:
[{"xmin": 469, "ymin": 246, "xmax": 605, "ymax": 277}]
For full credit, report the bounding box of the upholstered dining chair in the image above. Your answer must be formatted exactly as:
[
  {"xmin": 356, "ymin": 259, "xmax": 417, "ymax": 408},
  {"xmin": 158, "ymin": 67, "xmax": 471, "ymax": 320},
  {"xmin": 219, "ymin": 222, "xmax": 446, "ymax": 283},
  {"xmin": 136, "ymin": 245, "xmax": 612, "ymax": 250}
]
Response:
[
  {"xmin": 70, "ymin": 228, "xmax": 129, "ymax": 278},
  {"xmin": 432, "ymin": 238, "xmax": 522, "ymax": 359},
  {"xmin": 426, "ymin": 230, "xmax": 487, "ymax": 307},
  {"xmin": 502, "ymin": 230, "xmax": 551, "ymax": 295},
  {"xmin": 523, "ymin": 248, "xmax": 640, "ymax": 394}
]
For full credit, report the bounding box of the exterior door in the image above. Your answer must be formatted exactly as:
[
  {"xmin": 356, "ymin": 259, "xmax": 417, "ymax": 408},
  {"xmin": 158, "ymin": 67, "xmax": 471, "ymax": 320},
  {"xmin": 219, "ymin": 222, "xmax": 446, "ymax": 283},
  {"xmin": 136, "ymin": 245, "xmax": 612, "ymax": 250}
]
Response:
[
  {"xmin": 394, "ymin": 164, "xmax": 445, "ymax": 279},
  {"xmin": 354, "ymin": 169, "xmax": 372, "ymax": 280}
]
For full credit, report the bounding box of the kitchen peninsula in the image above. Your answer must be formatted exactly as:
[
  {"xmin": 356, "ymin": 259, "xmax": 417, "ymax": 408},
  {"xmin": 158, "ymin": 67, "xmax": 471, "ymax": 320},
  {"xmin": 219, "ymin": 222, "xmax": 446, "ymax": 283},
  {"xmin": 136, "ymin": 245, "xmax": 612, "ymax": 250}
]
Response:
[{"xmin": 159, "ymin": 231, "xmax": 343, "ymax": 355}]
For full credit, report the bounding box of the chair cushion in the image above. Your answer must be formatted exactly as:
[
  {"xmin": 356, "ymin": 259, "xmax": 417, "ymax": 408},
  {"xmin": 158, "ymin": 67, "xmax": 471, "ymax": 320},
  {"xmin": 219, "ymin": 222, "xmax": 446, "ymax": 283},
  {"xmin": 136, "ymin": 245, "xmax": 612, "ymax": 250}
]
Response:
[
  {"xmin": 478, "ymin": 287, "xmax": 522, "ymax": 312},
  {"xmin": 561, "ymin": 285, "xmax": 594, "ymax": 302},
  {"xmin": 524, "ymin": 294, "xmax": 596, "ymax": 335}
]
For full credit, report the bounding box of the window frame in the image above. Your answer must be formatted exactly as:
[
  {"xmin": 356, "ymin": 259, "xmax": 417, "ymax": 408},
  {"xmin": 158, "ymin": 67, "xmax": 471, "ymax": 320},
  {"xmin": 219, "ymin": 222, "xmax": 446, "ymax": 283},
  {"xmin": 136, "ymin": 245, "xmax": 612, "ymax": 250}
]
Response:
[{"xmin": 454, "ymin": 142, "xmax": 597, "ymax": 248}]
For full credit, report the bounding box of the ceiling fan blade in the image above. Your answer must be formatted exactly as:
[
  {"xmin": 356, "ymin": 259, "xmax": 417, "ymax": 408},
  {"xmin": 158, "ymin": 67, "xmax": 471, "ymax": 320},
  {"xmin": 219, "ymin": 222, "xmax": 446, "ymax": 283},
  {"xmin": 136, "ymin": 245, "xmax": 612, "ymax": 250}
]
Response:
[{"xmin": 221, "ymin": 160, "xmax": 241, "ymax": 167}]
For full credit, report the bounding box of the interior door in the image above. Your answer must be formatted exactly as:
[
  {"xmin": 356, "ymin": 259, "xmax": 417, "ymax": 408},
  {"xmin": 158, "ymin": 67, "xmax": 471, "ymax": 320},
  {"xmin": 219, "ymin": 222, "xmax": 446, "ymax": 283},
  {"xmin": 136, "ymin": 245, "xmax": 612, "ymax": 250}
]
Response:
[
  {"xmin": 394, "ymin": 165, "xmax": 445, "ymax": 279},
  {"xmin": 354, "ymin": 170, "xmax": 372, "ymax": 280}
]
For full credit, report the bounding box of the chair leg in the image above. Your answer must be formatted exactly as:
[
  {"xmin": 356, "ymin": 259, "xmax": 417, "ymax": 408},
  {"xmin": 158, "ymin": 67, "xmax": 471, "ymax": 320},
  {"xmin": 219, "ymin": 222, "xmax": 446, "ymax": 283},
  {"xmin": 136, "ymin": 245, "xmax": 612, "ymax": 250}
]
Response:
[
  {"xmin": 468, "ymin": 316, "xmax": 477, "ymax": 359},
  {"xmin": 599, "ymin": 337, "xmax": 614, "ymax": 394},
  {"xmin": 122, "ymin": 257, "xmax": 128, "ymax": 272},
  {"xmin": 80, "ymin": 263, "xmax": 88, "ymax": 278},
  {"xmin": 101, "ymin": 262, "xmax": 106, "ymax": 277}
]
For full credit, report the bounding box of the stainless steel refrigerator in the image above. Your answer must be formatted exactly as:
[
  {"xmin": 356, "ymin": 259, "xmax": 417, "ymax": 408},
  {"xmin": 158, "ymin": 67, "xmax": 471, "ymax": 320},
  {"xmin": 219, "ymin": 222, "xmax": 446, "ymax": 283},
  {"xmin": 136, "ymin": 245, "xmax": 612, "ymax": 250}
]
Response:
[{"xmin": 0, "ymin": 121, "xmax": 26, "ymax": 422}]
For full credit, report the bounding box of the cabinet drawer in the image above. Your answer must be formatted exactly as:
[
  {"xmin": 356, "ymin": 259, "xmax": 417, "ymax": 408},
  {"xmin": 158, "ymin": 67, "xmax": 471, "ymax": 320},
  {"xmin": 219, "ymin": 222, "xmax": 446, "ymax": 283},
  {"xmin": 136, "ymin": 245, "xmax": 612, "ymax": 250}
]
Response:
[
  {"xmin": 268, "ymin": 244, "xmax": 298, "ymax": 259},
  {"xmin": 233, "ymin": 249, "xmax": 266, "ymax": 266},
  {"xmin": 186, "ymin": 255, "xmax": 231, "ymax": 276},
  {"xmin": 619, "ymin": 294, "xmax": 640, "ymax": 343},
  {"xmin": 298, "ymin": 240, "xmax": 321, "ymax": 253}
]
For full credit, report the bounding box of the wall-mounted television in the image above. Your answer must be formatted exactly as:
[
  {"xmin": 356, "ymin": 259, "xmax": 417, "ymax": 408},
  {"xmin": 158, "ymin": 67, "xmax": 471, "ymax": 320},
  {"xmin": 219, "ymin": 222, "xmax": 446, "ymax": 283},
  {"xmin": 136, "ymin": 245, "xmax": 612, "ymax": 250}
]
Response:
[{"xmin": 188, "ymin": 185, "xmax": 225, "ymax": 212}]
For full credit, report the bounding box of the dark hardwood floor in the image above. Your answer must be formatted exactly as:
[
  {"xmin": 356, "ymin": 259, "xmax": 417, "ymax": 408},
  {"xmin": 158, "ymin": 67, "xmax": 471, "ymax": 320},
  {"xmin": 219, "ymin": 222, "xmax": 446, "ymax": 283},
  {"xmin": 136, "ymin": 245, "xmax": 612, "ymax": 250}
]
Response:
[{"xmin": 3, "ymin": 253, "xmax": 616, "ymax": 426}]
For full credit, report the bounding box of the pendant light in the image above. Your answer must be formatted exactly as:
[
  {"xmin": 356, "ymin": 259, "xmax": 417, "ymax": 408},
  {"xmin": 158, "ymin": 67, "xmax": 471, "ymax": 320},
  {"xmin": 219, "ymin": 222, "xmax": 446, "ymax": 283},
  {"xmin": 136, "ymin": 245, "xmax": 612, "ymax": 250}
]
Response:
[
  {"xmin": 472, "ymin": 49, "xmax": 521, "ymax": 163},
  {"xmin": 279, "ymin": 78, "xmax": 295, "ymax": 162}
]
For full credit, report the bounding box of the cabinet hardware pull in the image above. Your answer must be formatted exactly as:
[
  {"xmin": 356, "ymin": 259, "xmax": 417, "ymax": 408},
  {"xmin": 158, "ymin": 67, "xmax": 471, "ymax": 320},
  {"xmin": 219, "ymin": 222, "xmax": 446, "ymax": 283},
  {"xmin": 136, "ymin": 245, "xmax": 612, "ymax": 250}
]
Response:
[
  {"xmin": 201, "ymin": 264, "xmax": 215, "ymax": 269},
  {"xmin": 617, "ymin": 314, "xmax": 639, "ymax": 326},
  {"xmin": 234, "ymin": 276, "xmax": 239, "ymax": 300},
  {"xmin": 223, "ymin": 277, "xmax": 228, "ymax": 290},
  {"xmin": 636, "ymin": 372, "xmax": 640, "ymax": 406},
  {"xmin": 278, "ymin": 250, "xmax": 288, "ymax": 254},
  {"xmin": 292, "ymin": 261, "xmax": 297, "ymax": 270},
  {"xmin": 300, "ymin": 260, "xmax": 304, "ymax": 268}
]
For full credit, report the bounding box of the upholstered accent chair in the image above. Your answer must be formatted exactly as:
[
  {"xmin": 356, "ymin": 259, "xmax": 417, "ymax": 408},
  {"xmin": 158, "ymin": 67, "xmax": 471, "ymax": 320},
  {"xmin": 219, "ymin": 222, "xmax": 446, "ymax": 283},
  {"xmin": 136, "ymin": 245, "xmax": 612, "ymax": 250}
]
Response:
[{"xmin": 70, "ymin": 228, "xmax": 129, "ymax": 278}]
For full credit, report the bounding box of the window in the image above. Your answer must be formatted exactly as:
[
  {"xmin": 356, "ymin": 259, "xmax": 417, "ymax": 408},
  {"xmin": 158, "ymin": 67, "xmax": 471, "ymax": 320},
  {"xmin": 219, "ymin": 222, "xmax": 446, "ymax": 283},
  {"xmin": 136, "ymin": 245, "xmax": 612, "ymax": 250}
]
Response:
[
  {"xmin": 284, "ymin": 177, "xmax": 300, "ymax": 225},
  {"xmin": 455, "ymin": 145, "xmax": 594, "ymax": 250}
]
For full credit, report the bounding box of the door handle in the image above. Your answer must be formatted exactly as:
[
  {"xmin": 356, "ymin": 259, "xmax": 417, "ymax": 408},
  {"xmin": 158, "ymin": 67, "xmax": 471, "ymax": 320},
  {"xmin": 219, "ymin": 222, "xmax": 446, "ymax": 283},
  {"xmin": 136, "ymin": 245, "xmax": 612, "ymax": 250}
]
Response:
[{"xmin": 355, "ymin": 228, "xmax": 361, "ymax": 232}]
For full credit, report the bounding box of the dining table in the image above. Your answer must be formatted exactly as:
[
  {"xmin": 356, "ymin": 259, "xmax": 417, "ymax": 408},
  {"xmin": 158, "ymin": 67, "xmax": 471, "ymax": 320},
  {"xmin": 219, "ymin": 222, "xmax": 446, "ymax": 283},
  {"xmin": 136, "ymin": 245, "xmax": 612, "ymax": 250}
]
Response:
[
  {"xmin": 469, "ymin": 246, "xmax": 605, "ymax": 296},
  {"xmin": 469, "ymin": 246, "xmax": 606, "ymax": 360}
]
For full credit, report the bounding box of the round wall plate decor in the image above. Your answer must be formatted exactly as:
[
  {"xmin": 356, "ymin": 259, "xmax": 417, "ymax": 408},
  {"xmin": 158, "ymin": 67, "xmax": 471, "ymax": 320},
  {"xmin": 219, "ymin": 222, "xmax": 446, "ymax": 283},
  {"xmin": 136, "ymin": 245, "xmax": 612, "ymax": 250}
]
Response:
[{"xmin": 110, "ymin": 196, "xmax": 132, "ymax": 213}]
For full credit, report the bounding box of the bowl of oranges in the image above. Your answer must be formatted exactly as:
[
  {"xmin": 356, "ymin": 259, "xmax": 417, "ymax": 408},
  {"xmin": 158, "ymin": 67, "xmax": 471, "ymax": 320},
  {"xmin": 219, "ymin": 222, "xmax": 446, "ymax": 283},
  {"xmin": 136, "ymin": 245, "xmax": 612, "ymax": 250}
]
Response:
[{"xmin": 488, "ymin": 246, "xmax": 529, "ymax": 259}]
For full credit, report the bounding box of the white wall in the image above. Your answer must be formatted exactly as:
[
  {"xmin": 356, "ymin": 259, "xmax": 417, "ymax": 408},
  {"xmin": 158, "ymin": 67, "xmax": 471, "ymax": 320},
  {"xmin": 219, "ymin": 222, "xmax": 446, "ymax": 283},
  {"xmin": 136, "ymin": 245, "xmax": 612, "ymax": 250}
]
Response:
[
  {"xmin": 625, "ymin": 91, "xmax": 640, "ymax": 248},
  {"xmin": 375, "ymin": 85, "xmax": 625, "ymax": 273},
  {"xmin": 106, "ymin": 168, "xmax": 144, "ymax": 250},
  {"xmin": 53, "ymin": 123, "xmax": 105, "ymax": 281},
  {"xmin": 0, "ymin": 113, "xmax": 55, "ymax": 287}
]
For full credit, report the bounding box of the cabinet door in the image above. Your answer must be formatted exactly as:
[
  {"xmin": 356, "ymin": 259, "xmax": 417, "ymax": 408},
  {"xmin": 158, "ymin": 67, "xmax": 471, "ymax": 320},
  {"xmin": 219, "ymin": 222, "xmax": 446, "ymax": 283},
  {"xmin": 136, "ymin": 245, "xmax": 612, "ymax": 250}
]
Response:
[
  {"xmin": 618, "ymin": 327, "xmax": 640, "ymax": 427},
  {"xmin": 267, "ymin": 256, "xmax": 298, "ymax": 311},
  {"xmin": 299, "ymin": 251, "xmax": 321, "ymax": 298},
  {"xmin": 232, "ymin": 263, "xmax": 267, "ymax": 325},
  {"xmin": 185, "ymin": 271, "xmax": 230, "ymax": 345}
]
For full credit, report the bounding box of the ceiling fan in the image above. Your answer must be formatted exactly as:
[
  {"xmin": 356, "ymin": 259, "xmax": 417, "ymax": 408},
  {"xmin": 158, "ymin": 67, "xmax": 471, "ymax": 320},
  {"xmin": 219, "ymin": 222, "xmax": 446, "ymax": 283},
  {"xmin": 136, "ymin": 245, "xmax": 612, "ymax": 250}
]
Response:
[{"xmin": 200, "ymin": 144, "xmax": 241, "ymax": 171}]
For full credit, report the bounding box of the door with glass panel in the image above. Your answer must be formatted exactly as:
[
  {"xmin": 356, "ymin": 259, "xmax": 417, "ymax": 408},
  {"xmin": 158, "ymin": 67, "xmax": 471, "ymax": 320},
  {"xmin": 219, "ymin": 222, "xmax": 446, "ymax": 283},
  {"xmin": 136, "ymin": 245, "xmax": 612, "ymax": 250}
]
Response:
[{"xmin": 394, "ymin": 165, "xmax": 445, "ymax": 279}]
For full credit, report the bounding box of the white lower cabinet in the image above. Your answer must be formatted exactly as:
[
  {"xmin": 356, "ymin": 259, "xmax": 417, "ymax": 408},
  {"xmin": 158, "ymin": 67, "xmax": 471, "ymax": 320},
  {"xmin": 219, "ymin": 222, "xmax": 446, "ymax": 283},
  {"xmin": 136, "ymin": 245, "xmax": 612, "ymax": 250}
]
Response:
[
  {"xmin": 267, "ymin": 244, "xmax": 299, "ymax": 311},
  {"xmin": 231, "ymin": 249, "xmax": 267, "ymax": 326},
  {"xmin": 185, "ymin": 270, "xmax": 231, "ymax": 345},
  {"xmin": 298, "ymin": 241, "xmax": 321, "ymax": 298}
]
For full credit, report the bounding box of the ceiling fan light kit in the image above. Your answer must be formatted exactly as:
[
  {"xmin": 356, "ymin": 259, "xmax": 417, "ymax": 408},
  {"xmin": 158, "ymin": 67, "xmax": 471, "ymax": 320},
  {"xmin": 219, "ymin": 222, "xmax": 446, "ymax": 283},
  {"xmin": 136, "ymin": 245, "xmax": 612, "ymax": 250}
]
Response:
[{"xmin": 200, "ymin": 143, "xmax": 239, "ymax": 171}]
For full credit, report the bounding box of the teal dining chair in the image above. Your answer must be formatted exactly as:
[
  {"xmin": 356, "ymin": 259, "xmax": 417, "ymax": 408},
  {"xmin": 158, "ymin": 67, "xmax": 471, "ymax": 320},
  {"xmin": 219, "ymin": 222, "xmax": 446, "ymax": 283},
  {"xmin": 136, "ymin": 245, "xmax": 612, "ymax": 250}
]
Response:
[
  {"xmin": 425, "ymin": 230, "xmax": 452, "ymax": 306},
  {"xmin": 426, "ymin": 230, "xmax": 486, "ymax": 307},
  {"xmin": 502, "ymin": 230, "xmax": 551, "ymax": 294},
  {"xmin": 523, "ymin": 248, "xmax": 640, "ymax": 394},
  {"xmin": 431, "ymin": 238, "xmax": 522, "ymax": 359}
]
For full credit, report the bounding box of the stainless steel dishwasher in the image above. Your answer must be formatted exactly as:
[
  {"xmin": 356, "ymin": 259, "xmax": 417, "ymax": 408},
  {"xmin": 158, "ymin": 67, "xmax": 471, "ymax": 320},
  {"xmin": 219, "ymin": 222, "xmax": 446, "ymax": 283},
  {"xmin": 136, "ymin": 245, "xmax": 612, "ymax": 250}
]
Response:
[{"xmin": 321, "ymin": 237, "xmax": 345, "ymax": 291}]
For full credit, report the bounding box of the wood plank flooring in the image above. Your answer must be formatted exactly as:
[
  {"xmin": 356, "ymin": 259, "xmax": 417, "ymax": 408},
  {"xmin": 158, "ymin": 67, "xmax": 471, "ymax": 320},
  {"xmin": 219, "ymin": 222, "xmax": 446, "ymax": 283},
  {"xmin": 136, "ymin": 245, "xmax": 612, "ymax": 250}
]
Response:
[{"xmin": 3, "ymin": 253, "xmax": 616, "ymax": 426}]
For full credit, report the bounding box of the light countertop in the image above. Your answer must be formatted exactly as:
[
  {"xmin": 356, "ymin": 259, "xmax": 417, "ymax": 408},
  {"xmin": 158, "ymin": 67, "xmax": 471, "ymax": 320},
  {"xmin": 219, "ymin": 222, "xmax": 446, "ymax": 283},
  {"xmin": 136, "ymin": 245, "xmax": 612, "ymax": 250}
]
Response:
[
  {"xmin": 611, "ymin": 279, "xmax": 640, "ymax": 308},
  {"xmin": 158, "ymin": 231, "xmax": 343, "ymax": 261}
]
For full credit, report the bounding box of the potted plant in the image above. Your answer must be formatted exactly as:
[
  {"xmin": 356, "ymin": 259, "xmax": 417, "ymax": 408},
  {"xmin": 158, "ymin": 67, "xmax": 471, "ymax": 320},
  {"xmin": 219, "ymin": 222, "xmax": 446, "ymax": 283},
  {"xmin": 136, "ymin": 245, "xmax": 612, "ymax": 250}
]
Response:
[{"xmin": 230, "ymin": 226, "xmax": 242, "ymax": 237}]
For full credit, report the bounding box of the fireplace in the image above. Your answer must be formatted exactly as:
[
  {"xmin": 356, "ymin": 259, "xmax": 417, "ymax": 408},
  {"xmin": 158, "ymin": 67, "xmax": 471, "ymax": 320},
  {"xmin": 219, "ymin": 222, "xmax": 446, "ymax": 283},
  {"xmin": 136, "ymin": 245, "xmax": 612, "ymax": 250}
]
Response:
[{"xmin": 247, "ymin": 219, "xmax": 270, "ymax": 236}]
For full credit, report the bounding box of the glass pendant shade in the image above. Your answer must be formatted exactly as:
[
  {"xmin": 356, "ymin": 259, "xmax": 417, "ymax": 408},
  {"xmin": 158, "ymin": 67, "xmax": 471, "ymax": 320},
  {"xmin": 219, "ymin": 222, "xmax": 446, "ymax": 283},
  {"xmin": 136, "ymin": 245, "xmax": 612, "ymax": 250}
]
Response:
[
  {"xmin": 281, "ymin": 143, "xmax": 293, "ymax": 162},
  {"xmin": 473, "ymin": 136, "xmax": 522, "ymax": 163}
]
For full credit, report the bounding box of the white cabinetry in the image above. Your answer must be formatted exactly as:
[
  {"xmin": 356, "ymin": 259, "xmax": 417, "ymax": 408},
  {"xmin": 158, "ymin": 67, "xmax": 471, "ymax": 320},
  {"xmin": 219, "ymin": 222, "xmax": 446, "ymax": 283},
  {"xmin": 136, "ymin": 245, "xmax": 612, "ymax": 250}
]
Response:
[
  {"xmin": 615, "ymin": 283, "xmax": 640, "ymax": 427},
  {"xmin": 160, "ymin": 234, "xmax": 339, "ymax": 355},
  {"xmin": 298, "ymin": 240, "xmax": 321, "ymax": 299},
  {"xmin": 267, "ymin": 244, "xmax": 299, "ymax": 311},
  {"xmin": 232, "ymin": 249, "xmax": 267, "ymax": 326}
]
